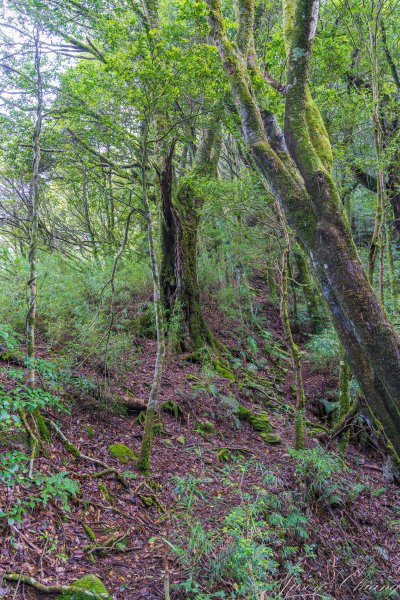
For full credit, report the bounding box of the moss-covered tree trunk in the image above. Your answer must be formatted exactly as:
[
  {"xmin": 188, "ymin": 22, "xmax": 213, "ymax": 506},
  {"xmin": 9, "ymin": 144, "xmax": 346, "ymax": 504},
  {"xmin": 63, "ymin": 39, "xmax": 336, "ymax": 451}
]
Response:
[
  {"xmin": 294, "ymin": 248, "xmax": 322, "ymax": 332},
  {"xmin": 159, "ymin": 143, "xmax": 177, "ymax": 313},
  {"xmin": 163, "ymin": 125, "xmax": 222, "ymax": 352},
  {"xmin": 206, "ymin": 0, "xmax": 400, "ymax": 468}
]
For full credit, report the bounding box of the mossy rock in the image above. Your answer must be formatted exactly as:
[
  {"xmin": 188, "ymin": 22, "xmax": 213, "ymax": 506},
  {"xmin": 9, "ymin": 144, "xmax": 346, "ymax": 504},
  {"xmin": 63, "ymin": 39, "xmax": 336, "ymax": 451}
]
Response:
[
  {"xmin": 108, "ymin": 443, "xmax": 137, "ymax": 464},
  {"xmin": 195, "ymin": 420, "xmax": 216, "ymax": 436},
  {"xmin": 61, "ymin": 574, "xmax": 111, "ymax": 599},
  {"xmin": 237, "ymin": 404, "xmax": 272, "ymax": 433},
  {"xmin": 260, "ymin": 432, "xmax": 281, "ymax": 444}
]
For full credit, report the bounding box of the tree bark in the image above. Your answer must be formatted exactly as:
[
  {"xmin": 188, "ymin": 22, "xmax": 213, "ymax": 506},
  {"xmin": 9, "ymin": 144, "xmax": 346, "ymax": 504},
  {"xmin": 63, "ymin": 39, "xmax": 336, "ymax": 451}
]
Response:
[
  {"xmin": 137, "ymin": 121, "xmax": 166, "ymax": 475},
  {"xmin": 206, "ymin": 0, "xmax": 400, "ymax": 466},
  {"xmin": 160, "ymin": 125, "xmax": 222, "ymax": 352}
]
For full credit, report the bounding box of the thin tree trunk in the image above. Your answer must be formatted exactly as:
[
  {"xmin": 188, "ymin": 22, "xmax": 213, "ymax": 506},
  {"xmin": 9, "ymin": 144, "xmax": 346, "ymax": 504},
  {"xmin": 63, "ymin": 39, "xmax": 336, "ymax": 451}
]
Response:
[
  {"xmin": 338, "ymin": 348, "xmax": 351, "ymax": 455},
  {"xmin": 368, "ymin": 7, "xmax": 386, "ymax": 286},
  {"xmin": 276, "ymin": 203, "xmax": 306, "ymax": 449},
  {"xmin": 26, "ymin": 25, "xmax": 43, "ymax": 391},
  {"xmin": 137, "ymin": 122, "xmax": 166, "ymax": 476}
]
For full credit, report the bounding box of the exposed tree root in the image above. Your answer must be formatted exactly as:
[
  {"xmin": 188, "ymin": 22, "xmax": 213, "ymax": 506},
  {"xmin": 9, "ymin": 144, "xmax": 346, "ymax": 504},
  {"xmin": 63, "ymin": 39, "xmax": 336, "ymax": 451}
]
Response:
[
  {"xmin": 2, "ymin": 574, "xmax": 109, "ymax": 598},
  {"xmin": 84, "ymin": 526, "xmax": 135, "ymax": 556},
  {"xmin": 47, "ymin": 419, "xmax": 129, "ymax": 487}
]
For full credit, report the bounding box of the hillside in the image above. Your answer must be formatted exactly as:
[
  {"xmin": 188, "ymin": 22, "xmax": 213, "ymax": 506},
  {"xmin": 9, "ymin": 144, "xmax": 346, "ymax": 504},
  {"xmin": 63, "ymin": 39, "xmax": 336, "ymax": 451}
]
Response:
[{"xmin": 1, "ymin": 280, "xmax": 399, "ymax": 599}]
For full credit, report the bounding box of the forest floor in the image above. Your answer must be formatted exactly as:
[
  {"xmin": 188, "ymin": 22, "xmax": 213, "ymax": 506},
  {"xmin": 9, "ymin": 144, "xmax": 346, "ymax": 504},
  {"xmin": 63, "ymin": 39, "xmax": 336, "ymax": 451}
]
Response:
[{"xmin": 0, "ymin": 277, "xmax": 400, "ymax": 599}]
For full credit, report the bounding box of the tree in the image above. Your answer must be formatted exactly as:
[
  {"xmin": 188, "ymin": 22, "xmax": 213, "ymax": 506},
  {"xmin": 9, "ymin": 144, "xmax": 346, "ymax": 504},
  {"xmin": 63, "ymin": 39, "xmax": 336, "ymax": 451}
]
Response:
[{"xmin": 206, "ymin": 0, "xmax": 400, "ymax": 467}]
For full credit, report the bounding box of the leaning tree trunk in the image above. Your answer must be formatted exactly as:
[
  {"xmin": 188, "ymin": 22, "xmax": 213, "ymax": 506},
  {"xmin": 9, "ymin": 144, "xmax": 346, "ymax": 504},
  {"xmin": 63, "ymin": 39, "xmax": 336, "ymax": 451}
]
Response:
[{"xmin": 206, "ymin": 0, "xmax": 400, "ymax": 468}]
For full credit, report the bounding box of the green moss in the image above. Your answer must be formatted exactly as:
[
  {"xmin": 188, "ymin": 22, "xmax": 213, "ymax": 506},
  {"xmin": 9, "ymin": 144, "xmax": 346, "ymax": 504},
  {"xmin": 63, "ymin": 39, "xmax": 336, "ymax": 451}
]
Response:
[
  {"xmin": 35, "ymin": 410, "xmax": 50, "ymax": 442},
  {"xmin": 195, "ymin": 420, "xmax": 216, "ymax": 436},
  {"xmin": 153, "ymin": 420, "xmax": 164, "ymax": 435},
  {"xmin": 61, "ymin": 574, "xmax": 110, "ymax": 599},
  {"xmin": 213, "ymin": 359, "xmax": 235, "ymax": 380},
  {"xmin": 82, "ymin": 523, "xmax": 96, "ymax": 543},
  {"xmin": 237, "ymin": 404, "xmax": 272, "ymax": 433},
  {"xmin": 85, "ymin": 425, "xmax": 96, "ymax": 437},
  {"xmin": 108, "ymin": 443, "xmax": 137, "ymax": 464},
  {"xmin": 98, "ymin": 482, "xmax": 112, "ymax": 503},
  {"xmin": 217, "ymin": 448, "xmax": 233, "ymax": 462},
  {"xmin": 260, "ymin": 432, "xmax": 282, "ymax": 444},
  {"xmin": 136, "ymin": 410, "xmax": 146, "ymax": 425},
  {"xmin": 65, "ymin": 439, "xmax": 80, "ymax": 458}
]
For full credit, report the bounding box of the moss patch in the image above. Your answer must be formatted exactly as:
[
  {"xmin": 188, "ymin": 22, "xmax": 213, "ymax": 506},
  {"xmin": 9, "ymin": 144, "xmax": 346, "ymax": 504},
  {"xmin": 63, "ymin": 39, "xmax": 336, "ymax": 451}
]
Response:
[
  {"xmin": 260, "ymin": 432, "xmax": 281, "ymax": 444},
  {"xmin": 237, "ymin": 404, "xmax": 272, "ymax": 433},
  {"xmin": 214, "ymin": 359, "xmax": 235, "ymax": 381},
  {"xmin": 108, "ymin": 443, "xmax": 137, "ymax": 464},
  {"xmin": 61, "ymin": 574, "xmax": 110, "ymax": 599}
]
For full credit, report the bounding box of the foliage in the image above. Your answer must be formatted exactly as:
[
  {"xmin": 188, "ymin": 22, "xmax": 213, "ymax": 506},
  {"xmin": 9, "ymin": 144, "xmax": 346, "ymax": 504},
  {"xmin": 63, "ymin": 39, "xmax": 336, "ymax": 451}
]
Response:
[
  {"xmin": 0, "ymin": 451, "xmax": 79, "ymax": 525},
  {"xmin": 289, "ymin": 446, "xmax": 349, "ymax": 507},
  {"xmin": 305, "ymin": 327, "xmax": 340, "ymax": 370},
  {"xmin": 170, "ymin": 463, "xmax": 314, "ymax": 599},
  {"xmin": 0, "ymin": 384, "xmax": 64, "ymax": 431},
  {"xmin": 0, "ymin": 324, "xmax": 21, "ymax": 358}
]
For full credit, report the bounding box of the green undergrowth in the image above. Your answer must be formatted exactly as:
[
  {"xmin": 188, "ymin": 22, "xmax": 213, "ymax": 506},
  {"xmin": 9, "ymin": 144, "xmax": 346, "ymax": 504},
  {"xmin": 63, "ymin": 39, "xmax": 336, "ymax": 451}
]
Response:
[
  {"xmin": 168, "ymin": 448, "xmax": 392, "ymax": 599},
  {"xmin": 169, "ymin": 461, "xmax": 313, "ymax": 598}
]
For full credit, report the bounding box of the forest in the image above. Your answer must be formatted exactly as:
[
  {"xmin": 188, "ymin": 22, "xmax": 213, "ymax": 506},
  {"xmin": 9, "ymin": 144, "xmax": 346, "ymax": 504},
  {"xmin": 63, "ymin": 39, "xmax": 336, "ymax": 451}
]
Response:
[{"xmin": 0, "ymin": 0, "xmax": 399, "ymax": 597}]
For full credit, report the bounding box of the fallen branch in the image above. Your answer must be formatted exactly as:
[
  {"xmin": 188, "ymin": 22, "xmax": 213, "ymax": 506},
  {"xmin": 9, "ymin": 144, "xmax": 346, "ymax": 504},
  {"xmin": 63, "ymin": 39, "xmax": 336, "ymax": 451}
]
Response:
[
  {"xmin": 319, "ymin": 399, "xmax": 360, "ymax": 446},
  {"xmin": 85, "ymin": 527, "xmax": 134, "ymax": 556},
  {"xmin": 2, "ymin": 574, "xmax": 109, "ymax": 598},
  {"xmin": 47, "ymin": 419, "xmax": 129, "ymax": 487}
]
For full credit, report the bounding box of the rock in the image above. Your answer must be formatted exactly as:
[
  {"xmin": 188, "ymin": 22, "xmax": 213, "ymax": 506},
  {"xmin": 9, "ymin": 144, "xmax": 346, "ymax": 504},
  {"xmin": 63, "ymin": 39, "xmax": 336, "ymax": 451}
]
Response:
[
  {"xmin": 260, "ymin": 432, "xmax": 281, "ymax": 444},
  {"xmin": 108, "ymin": 443, "xmax": 137, "ymax": 464},
  {"xmin": 61, "ymin": 574, "xmax": 111, "ymax": 599},
  {"xmin": 237, "ymin": 404, "xmax": 272, "ymax": 433}
]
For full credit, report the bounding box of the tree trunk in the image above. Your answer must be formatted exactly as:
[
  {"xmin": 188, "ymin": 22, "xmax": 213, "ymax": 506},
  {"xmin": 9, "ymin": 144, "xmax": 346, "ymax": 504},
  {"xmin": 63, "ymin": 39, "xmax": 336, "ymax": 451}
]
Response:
[
  {"xmin": 160, "ymin": 125, "xmax": 222, "ymax": 352},
  {"xmin": 294, "ymin": 248, "xmax": 322, "ymax": 331},
  {"xmin": 26, "ymin": 26, "xmax": 43, "ymax": 391},
  {"xmin": 159, "ymin": 143, "xmax": 177, "ymax": 313},
  {"xmin": 173, "ymin": 125, "xmax": 222, "ymax": 351},
  {"xmin": 138, "ymin": 122, "xmax": 166, "ymax": 476},
  {"xmin": 206, "ymin": 0, "xmax": 400, "ymax": 467}
]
